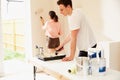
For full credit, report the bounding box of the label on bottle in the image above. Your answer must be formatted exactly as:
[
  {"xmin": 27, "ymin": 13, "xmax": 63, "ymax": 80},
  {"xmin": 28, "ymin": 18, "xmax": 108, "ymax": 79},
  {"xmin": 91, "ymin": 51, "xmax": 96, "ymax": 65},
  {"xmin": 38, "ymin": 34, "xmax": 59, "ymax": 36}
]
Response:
[{"xmin": 99, "ymin": 58, "xmax": 106, "ymax": 75}]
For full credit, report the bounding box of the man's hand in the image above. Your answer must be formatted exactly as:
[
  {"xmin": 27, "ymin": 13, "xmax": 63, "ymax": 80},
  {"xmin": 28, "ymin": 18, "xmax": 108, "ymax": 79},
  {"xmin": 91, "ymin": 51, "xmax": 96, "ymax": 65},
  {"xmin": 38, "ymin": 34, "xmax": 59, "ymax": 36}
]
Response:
[
  {"xmin": 62, "ymin": 55, "xmax": 74, "ymax": 61},
  {"xmin": 56, "ymin": 46, "xmax": 64, "ymax": 52},
  {"xmin": 56, "ymin": 44, "xmax": 64, "ymax": 51}
]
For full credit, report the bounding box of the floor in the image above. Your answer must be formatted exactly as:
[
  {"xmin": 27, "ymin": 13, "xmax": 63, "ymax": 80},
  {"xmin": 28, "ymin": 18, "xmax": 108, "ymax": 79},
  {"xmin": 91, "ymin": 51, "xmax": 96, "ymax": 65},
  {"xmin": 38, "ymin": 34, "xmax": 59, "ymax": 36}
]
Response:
[{"xmin": 0, "ymin": 59, "xmax": 57, "ymax": 80}]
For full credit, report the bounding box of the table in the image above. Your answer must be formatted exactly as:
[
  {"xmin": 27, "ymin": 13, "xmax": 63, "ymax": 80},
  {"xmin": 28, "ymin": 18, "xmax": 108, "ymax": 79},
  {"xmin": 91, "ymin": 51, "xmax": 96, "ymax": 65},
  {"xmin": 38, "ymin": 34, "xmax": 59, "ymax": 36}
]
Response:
[{"xmin": 29, "ymin": 57, "xmax": 120, "ymax": 80}]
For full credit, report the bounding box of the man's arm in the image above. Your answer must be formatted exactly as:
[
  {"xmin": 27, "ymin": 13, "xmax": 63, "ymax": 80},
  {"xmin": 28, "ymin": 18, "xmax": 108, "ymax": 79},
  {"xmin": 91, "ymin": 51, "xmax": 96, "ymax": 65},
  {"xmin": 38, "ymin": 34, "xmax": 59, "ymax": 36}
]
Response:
[
  {"xmin": 56, "ymin": 33, "xmax": 71, "ymax": 50},
  {"xmin": 61, "ymin": 33, "xmax": 71, "ymax": 46},
  {"xmin": 62, "ymin": 29, "xmax": 79, "ymax": 61}
]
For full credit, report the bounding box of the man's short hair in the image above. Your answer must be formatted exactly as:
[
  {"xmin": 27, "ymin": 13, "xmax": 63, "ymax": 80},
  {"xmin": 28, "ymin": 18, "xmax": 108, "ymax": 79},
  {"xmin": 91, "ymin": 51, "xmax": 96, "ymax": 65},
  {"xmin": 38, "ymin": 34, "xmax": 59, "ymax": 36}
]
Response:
[{"xmin": 57, "ymin": 0, "xmax": 72, "ymax": 8}]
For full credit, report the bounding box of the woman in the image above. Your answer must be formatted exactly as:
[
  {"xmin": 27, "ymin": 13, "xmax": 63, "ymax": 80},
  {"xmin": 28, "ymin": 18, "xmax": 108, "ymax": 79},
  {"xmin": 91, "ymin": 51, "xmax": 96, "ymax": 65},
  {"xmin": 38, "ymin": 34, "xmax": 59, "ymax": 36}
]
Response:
[{"xmin": 40, "ymin": 11, "xmax": 63, "ymax": 55}]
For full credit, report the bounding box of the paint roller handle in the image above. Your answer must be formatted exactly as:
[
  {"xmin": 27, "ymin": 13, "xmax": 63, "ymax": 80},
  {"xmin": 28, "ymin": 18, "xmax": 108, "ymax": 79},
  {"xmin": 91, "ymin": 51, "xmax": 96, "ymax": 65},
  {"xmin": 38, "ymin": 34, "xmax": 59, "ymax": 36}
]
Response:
[
  {"xmin": 40, "ymin": 16, "xmax": 43, "ymax": 19},
  {"xmin": 40, "ymin": 16, "xmax": 44, "ymax": 25}
]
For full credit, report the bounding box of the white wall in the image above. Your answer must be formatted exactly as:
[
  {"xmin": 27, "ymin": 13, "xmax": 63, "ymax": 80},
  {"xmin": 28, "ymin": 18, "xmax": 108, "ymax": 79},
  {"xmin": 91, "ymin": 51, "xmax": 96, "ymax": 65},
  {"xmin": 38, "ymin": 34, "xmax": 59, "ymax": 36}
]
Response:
[
  {"xmin": 101, "ymin": 0, "xmax": 120, "ymax": 41},
  {"xmin": 58, "ymin": 0, "xmax": 120, "ymax": 42}
]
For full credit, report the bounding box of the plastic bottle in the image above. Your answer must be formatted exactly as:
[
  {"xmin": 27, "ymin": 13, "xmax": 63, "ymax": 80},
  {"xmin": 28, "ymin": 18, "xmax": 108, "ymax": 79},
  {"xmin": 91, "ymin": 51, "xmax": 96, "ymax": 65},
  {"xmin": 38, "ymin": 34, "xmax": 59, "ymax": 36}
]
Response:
[
  {"xmin": 83, "ymin": 59, "xmax": 89, "ymax": 76},
  {"xmin": 88, "ymin": 60, "xmax": 92, "ymax": 75},
  {"xmin": 99, "ymin": 58, "xmax": 106, "ymax": 75}
]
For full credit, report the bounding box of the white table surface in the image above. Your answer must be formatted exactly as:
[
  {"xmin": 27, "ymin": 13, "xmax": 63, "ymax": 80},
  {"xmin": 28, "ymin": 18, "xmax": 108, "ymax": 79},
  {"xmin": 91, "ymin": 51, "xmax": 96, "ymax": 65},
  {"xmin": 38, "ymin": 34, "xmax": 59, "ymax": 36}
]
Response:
[{"xmin": 29, "ymin": 57, "xmax": 120, "ymax": 80}]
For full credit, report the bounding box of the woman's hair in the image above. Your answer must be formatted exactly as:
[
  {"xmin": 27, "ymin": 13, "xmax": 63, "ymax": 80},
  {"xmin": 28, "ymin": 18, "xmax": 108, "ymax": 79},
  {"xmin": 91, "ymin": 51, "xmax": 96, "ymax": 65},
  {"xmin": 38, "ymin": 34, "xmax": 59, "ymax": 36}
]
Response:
[
  {"xmin": 49, "ymin": 11, "xmax": 58, "ymax": 22},
  {"xmin": 57, "ymin": 0, "xmax": 72, "ymax": 8}
]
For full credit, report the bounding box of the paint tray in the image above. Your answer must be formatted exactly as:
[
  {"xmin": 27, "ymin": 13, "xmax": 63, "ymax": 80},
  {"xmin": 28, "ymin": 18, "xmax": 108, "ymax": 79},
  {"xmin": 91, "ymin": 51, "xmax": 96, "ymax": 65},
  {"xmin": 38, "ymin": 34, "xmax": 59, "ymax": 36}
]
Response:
[{"xmin": 38, "ymin": 55, "xmax": 66, "ymax": 61}]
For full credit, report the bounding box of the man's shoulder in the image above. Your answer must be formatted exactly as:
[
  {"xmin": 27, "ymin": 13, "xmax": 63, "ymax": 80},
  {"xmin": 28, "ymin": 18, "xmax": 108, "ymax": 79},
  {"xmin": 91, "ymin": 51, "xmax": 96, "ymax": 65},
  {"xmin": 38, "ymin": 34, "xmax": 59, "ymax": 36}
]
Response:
[
  {"xmin": 73, "ymin": 8, "xmax": 83, "ymax": 15},
  {"xmin": 74, "ymin": 8, "xmax": 82, "ymax": 12},
  {"xmin": 73, "ymin": 8, "xmax": 85, "ymax": 17}
]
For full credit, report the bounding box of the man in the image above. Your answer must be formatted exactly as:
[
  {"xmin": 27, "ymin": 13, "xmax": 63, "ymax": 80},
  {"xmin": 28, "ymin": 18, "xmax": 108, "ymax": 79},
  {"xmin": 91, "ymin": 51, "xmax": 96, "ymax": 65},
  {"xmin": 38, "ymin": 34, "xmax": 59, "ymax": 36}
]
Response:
[{"xmin": 56, "ymin": 0, "xmax": 96, "ymax": 61}]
